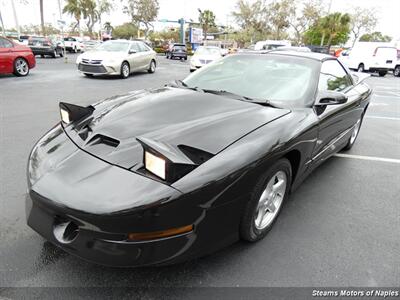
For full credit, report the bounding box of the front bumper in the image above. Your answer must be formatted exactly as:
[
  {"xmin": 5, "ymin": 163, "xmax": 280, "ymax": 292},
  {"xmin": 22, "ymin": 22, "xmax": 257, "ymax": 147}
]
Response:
[
  {"xmin": 77, "ymin": 63, "xmax": 120, "ymax": 75},
  {"xmin": 26, "ymin": 191, "xmax": 197, "ymax": 267}
]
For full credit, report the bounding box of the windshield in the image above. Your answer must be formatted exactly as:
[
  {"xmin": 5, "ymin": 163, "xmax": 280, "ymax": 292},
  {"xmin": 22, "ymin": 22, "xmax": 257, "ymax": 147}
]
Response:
[
  {"xmin": 195, "ymin": 47, "xmax": 221, "ymax": 56},
  {"xmin": 95, "ymin": 41, "xmax": 129, "ymax": 52},
  {"xmin": 183, "ymin": 54, "xmax": 319, "ymax": 107},
  {"xmin": 173, "ymin": 45, "xmax": 186, "ymax": 50}
]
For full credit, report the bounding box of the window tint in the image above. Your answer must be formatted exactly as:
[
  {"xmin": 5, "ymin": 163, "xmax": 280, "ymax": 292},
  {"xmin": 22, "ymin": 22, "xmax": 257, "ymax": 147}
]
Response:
[
  {"xmin": 319, "ymin": 60, "xmax": 352, "ymax": 92},
  {"xmin": 0, "ymin": 38, "xmax": 13, "ymax": 48}
]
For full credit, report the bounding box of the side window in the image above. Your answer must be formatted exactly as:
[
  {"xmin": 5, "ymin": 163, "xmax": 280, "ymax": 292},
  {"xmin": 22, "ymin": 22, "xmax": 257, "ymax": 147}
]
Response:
[
  {"xmin": 130, "ymin": 42, "xmax": 140, "ymax": 53},
  {"xmin": 138, "ymin": 42, "xmax": 149, "ymax": 52},
  {"xmin": 318, "ymin": 60, "xmax": 352, "ymax": 92},
  {"xmin": 0, "ymin": 38, "xmax": 13, "ymax": 48}
]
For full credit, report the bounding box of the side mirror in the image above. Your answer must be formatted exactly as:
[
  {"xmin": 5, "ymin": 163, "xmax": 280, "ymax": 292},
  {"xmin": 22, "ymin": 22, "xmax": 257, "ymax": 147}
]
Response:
[
  {"xmin": 315, "ymin": 90, "xmax": 348, "ymax": 106},
  {"xmin": 129, "ymin": 50, "xmax": 136, "ymax": 54}
]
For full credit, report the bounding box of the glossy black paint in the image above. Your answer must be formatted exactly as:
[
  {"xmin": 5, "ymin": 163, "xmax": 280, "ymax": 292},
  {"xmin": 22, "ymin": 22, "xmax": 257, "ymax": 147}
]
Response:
[{"xmin": 26, "ymin": 53, "xmax": 372, "ymax": 267}]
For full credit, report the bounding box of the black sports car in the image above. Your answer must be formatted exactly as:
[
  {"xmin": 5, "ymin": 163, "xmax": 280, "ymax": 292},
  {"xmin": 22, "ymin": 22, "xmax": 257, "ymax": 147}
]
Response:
[{"xmin": 26, "ymin": 51, "xmax": 372, "ymax": 267}]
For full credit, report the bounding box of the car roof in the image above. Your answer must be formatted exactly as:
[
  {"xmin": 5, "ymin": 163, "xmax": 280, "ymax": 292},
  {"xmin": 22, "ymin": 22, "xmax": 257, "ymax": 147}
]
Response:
[{"xmin": 238, "ymin": 50, "xmax": 333, "ymax": 62}]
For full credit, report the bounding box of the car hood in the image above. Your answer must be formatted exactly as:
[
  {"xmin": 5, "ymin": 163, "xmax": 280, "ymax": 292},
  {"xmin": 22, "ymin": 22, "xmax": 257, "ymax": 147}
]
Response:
[
  {"xmin": 79, "ymin": 50, "xmax": 126, "ymax": 61},
  {"xmin": 63, "ymin": 87, "xmax": 290, "ymax": 170}
]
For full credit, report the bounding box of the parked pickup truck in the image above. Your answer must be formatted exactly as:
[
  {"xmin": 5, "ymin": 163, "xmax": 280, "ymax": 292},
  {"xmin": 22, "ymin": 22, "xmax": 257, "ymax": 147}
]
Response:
[{"xmin": 63, "ymin": 37, "xmax": 84, "ymax": 53}]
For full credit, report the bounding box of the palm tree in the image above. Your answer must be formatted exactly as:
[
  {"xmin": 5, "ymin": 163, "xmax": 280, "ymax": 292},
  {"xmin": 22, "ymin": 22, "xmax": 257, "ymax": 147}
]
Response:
[
  {"xmin": 103, "ymin": 21, "xmax": 112, "ymax": 34},
  {"xmin": 63, "ymin": 0, "xmax": 82, "ymax": 32},
  {"xmin": 198, "ymin": 9, "xmax": 216, "ymax": 40},
  {"xmin": 40, "ymin": 0, "xmax": 45, "ymax": 35},
  {"xmin": 321, "ymin": 13, "xmax": 351, "ymax": 50}
]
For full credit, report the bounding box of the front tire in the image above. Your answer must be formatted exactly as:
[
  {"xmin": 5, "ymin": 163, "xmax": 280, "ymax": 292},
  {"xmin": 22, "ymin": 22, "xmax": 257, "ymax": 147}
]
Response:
[
  {"xmin": 394, "ymin": 66, "xmax": 400, "ymax": 77},
  {"xmin": 52, "ymin": 50, "xmax": 57, "ymax": 58},
  {"xmin": 13, "ymin": 58, "xmax": 30, "ymax": 76},
  {"xmin": 120, "ymin": 61, "xmax": 130, "ymax": 79},
  {"xmin": 357, "ymin": 63, "xmax": 365, "ymax": 72},
  {"xmin": 240, "ymin": 159, "xmax": 292, "ymax": 242},
  {"xmin": 148, "ymin": 60, "xmax": 156, "ymax": 73}
]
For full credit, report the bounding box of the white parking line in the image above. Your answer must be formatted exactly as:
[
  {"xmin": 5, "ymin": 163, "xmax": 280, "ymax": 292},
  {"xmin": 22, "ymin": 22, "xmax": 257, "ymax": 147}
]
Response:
[
  {"xmin": 365, "ymin": 116, "xmax": 400, "ymax": 121},
  {"xmin": 374, "ymin": 94, "xmax": 400, "ymax": 98},
  {"xmin": 334, "ymin": 153, "xmax": 400, "ymax": 164}
]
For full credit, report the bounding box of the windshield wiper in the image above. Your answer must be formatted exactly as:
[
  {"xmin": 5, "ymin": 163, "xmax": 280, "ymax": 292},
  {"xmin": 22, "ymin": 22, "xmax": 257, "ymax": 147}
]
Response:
[
  {"xmin": 167, "ymin": 80, "xmax": 203, "ymax": 92},
  {"xmin": 201, "ymin": 89, "xmax": 280, "ymax": 108}
]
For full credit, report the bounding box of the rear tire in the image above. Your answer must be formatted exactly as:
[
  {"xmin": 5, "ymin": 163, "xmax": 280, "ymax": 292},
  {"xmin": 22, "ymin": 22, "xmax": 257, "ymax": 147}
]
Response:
[
  {"xmin": 240, "ymin": 159, "xmax": 292, "ymax": 242},
  {"xmin": 343, "ymin": 114, "xmax": 364, "ymax": 151},
  {"xmin": 357, "ymin": 63, "xmax": 364, "ymax": 72},
  {"xmin": 52, "ymin": 50, "xmax": 57, "ymax": 58},
  {"xmin": 378, "ymin": 71, "xmax": 387, "ymax": 77},
  {"xmin": 120, "ymin": 61, "xmax": 130, "ymax": 79},
  {"xmin": 59, "ymin": 49, "xmax": 64, "ymax": 57}
]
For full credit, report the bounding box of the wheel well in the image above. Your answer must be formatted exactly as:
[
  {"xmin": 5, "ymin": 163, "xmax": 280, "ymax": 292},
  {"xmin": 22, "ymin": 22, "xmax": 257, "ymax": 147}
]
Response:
[{"xmin": 283, "ymin": 150, "xmax": 301, "ymax": 182}]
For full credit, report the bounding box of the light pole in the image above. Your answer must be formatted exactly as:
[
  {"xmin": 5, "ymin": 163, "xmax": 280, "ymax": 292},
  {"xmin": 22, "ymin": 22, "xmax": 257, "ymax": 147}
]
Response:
[{"xmin": 11, "ymin": 0, "xmax": 20, "ymax": 37}]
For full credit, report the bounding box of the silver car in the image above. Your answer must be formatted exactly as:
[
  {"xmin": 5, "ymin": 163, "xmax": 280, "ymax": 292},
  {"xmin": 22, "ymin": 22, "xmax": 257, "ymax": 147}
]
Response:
[{"xmin": 76, "ymin": 40, "xmax": 157, "ymax": 78}]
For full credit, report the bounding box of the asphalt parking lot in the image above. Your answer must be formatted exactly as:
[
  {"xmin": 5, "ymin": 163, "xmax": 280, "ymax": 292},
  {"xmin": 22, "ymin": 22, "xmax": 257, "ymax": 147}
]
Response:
[{"xmin": 0, "ymin": 54, "xmax": 399, "ymax": 291}]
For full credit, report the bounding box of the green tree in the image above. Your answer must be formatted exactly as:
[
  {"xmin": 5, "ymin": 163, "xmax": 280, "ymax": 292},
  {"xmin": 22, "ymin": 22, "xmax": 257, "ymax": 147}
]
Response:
[
  {"xmin": 232, "ymin": 0, "xmax": 269, "ymax": 43},
  {"xmin": 123, "ymin": 0, "xmax": 159, "ymax": 38},
  {"xmin": 288, "ymin": 0, "xmax": 323, "ymax": 45},
  {"xmin": 359, "ymin": 31, "xmax": 392, "ymax": 42},
  {"xmin": 103, "ymin": 21, "xmax": 113, "ymax": 34},
  {"xmin": 82, "ymin": 0, "xmax": 98, "ymax": 35},
  {"xmin": 350, "ymin": 7, "xmax": 377, "ymax": 47},
  {"xmin": 63, "ymin": 0, "xmax": 82, "ymax": 32},
  {"xmin": 198, "ymin": 9, "xmax": 216, "ymax": 40},
  {"xmin": 267, "ymin": 0, "xmax": 293, "ymax": 40},
  {"xmin": 305, "ymin": 12, "xmax": 351, "ymax": 49},
  {"xmin": 112, "ymin": 22, "xmax": 139, "ymax": 39}
]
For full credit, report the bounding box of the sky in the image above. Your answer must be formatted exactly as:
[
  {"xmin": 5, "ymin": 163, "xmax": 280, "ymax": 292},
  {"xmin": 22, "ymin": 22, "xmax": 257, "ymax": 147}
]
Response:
[{"xmin": 1, "ymin": 0, "xmax": 399, "ymax": 40}]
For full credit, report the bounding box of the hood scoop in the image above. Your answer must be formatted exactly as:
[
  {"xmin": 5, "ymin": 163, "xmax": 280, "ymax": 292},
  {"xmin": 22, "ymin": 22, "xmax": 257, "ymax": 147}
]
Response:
[{"xmin": 87, "ymin": 134, "xmax": 120, "ymax": 148}]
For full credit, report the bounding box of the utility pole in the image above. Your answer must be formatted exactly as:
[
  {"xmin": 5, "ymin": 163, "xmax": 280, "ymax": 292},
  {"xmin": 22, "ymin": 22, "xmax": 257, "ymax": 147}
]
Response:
[
  {"xmin": 57, "ymin": 0, "xmax": 67, "ymax": 63},
  {"xmin": 11, "ymin": 0, "xmax": 20, "ymax": 37}
]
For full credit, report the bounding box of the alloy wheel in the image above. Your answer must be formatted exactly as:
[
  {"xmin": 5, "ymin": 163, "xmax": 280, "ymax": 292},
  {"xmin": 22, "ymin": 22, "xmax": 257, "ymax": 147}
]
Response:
[
  {"xmin": 254, "ymin": 171, "xmax": 287, "ymax": 230},
  {"xmin": 15, "ymin": 58, "xmax": 29, "ymax": 76},
  {"xmin": 122, "ymin": 64, "xmax": 130, "ymax": 77}
]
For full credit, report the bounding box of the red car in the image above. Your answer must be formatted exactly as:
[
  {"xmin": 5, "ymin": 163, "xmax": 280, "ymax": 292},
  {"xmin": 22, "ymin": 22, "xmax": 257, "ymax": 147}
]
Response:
[{"xmin": 0, "ymin": 36, "xmax": 36, "ymax": 76}]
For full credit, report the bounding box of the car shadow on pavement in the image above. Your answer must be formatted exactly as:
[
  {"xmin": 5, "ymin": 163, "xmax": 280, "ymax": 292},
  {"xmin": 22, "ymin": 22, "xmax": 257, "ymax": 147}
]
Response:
[{"xmin": 81, "ymin": 71, "xmax": 152, "ymax": 80}]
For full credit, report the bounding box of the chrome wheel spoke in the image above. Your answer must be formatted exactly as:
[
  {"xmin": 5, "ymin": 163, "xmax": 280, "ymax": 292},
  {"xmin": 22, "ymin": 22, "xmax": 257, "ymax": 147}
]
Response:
[{"xmin": 266, "ymin": 199, "xmax": 276, "ymax": 213}]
